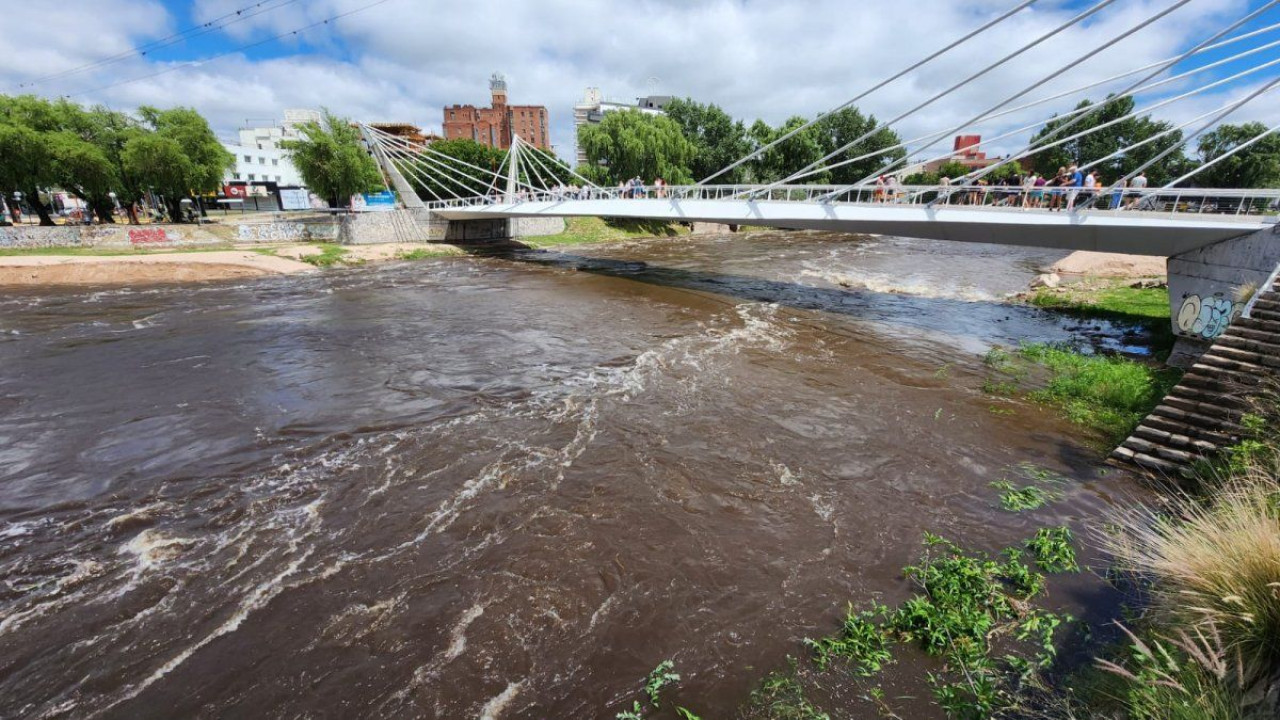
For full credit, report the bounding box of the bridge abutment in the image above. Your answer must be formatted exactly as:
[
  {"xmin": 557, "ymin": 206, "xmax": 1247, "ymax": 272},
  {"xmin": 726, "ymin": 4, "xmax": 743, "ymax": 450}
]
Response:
[{"xmin": 1166, "ymin": 223, "xmax": 1280, "ymax": 366}]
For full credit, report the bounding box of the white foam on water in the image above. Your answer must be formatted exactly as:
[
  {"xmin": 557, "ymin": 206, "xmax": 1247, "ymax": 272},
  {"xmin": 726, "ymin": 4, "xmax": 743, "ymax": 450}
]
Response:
[
  {"xmin": 120, "ymin": 530, "xmax": 194, "ymax": 572},
  {"xmin": 444, "ymin": 602, "xmax": 486, "ymax": 662},
  {"xmin": 95, "ymin": 498, "xmax": 325, "ymax": 715},
  {"xmin": 478, "ymin": 681, "xmax": 524, "ymax": 720},
  {"xmin": 800, "ymin": 267, "xmax": 998, "ymax": 302},
  {"xmin": 0, "ymin": 519, "xmax": 41, "ymax": 539}
]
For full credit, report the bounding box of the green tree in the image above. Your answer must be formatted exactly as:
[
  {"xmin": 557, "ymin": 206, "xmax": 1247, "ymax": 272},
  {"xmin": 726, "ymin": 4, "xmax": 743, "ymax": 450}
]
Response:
[
  {"xmin": 0, "ymin": 120, "xmax": 56, "ymax": 224},
  {"xmin": 1028, "ymin": 95, "xmax": 1186, "ymax": 185},
  {"xmin": 813, "ymin": 107, "xmax": 905, "ymax": 185},
  {"xmin": 578, "ymin": 109, "xmax": 695, "ymax": 186},
  {"xmin": 935, "ymin": 160, "xmax": 970, "ymax": 181},
  {"xmin": 747, "ymin": 116, "xmax": 828, "ymax": 184},
  {"xmin": 282, "ymin": 109, "xmax": 383, "ymax": 209},
  {"xmin": 131, "ymin": 106, "xmax": 232, "ymax": 221},
  {"xmin": 663, "ymin": 98, "xmax": 750, "ymax": 184},
  {"xmin": 122, "ymin": 134, "xmax": 194, "ymax": 220},
  {"xmin": 1193, "ymin": 122, "xmax": 1280, "ymax": 189}
]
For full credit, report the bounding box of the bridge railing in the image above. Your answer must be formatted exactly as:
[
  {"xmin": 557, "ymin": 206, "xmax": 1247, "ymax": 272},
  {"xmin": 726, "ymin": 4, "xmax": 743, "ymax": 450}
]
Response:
[{"xmin": 424, "ymin": 185, "xmax": 1280, "ymax": 221}]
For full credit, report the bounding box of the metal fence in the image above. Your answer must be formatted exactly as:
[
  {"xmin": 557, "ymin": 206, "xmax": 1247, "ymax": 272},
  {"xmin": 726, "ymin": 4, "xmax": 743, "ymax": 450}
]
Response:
[{"xmin": 422, "ymin": 184, "xmax": 1280, "ymax": 222}]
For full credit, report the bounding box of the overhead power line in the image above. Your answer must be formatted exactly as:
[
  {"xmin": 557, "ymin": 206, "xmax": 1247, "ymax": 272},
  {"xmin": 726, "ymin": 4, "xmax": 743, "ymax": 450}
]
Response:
[
  {"xmin": 15, "ymin": 0, "xmax": 302, "ymax": 90},
  {"xmin": 65, "ymin": 0, "xmax": 399, "ymax": 98}
]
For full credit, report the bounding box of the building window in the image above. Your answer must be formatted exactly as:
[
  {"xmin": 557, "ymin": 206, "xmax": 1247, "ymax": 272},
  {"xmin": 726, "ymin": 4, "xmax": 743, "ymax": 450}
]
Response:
[
  {"xmin": 248, "ymin": 174, "xmax": 256, "ymax": 181},
  {"xmin": 259, "ymin": 157, "xmax": 266, "ymax": 165},
  {"xmin": 244, "ymin": 155, "xmax": 252, "ymax": 163},
  {"xmin": 275, "ymin": 175, "xmax": 281, "ymax": 182},
  {"xmin": 233, "ymin": 173, "xmax": 241, "ymax": 180},
  {"xmin": 272, "ymin": 159, "xmax": 279, "ymax": 166}
]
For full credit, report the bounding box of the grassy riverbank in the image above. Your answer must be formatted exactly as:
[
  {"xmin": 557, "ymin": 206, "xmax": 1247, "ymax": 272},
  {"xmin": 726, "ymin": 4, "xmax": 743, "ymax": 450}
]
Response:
[
  {"xmin": 1027, "ymin": 279, "xmax": 1176, "ymax": 356},
  {"xmin": 522, "ymin": 217, "xmax": 692, "ymax": 249}
]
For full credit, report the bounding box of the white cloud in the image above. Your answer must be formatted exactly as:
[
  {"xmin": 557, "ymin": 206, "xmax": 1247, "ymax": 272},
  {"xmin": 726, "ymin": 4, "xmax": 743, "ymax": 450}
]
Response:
[{"xmin": 2, "ymin": 0, "xmax": 1274, "ymax": 172}]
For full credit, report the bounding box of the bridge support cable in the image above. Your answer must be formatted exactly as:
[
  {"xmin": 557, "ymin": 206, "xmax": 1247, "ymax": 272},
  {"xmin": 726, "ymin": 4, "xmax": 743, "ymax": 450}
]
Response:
[
  {"xmin": 773, "ymin": 29, "xmax": 1280, "ymax": 192},
  {"xmin": 1163, "ymin": 122, "xmax": 1280, "ymax": 190},
  {"xmin": 365, "ymin": 127, "xmax": 547, "ymax": 199},
  {"xmin": 909, "ymin": 54, "xmax": 1280, "ymax": 207},
  {"xmin": 1079, "ymin": 74, "xmax": 1280, "ymax": 215},
  {"xmin": 958, "ymin": 0, "xmax": 1280, "ymax": 190},
  {"xmin": 697, "ymin": 0, "xmax": 1039, "ymax": 186},
  {"xmin": 771, "ymin": 34, "xmax": 1280, "ymax": 192},
  {"xmin": 364, "ymin": 125, "xmax": 540, "ymax": 197},
  {"xmin": 377, "ymin": 140, "xmax": 514, "ymax": 202},
  {"xmin": 515, "ymin": 137, "xmax": 554, "ymax": 193},
  {"xmin": 757, "ymin": 0, "xmax": 1131, "ymax": 196},
  {"xmin": 379, "ymin": 146, "xmax": 465, "ymax": 201},
  {"xmin": 520, "ymin": 137, "xmax": 599, "ymax": 192},
  {"xmin": 826, "ymin": 0, "xmax": 1192, "ymax": 201}
]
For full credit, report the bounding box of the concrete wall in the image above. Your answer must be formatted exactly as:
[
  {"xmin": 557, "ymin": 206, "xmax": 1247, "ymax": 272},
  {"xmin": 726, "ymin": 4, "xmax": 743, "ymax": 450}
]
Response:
[
  {"xmin": 0, "ymin": 223, "xmax": 230, "ymax": 250},
  {"xmin": 510, "ymin": 217, "xmax": 565, "ymax": 238},
  {"xmin": 1167, "ymin": 224, "xmax": 1280, "ymax": 363}
]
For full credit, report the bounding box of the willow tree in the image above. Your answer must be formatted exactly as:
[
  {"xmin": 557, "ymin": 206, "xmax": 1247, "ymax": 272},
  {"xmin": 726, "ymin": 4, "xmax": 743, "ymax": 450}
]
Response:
[
  {"xmin": 578, "ymin": 109, "xmax": 695, "ymax": 185},
  {"xmin": 283, "ymin": 110, "xmax": 383, "ymax": 209}
]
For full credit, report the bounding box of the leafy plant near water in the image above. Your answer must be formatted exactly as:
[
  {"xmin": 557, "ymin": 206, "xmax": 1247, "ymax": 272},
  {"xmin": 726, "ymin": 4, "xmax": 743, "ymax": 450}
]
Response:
[
  {"xmin": 1018, "ymin": 342, "xmax": 1180, "ymax": 444},
  {"xmin": 990, "ymin": 463, "xmax": 1066, "ymax": 512},
  {"xmin": 740, "ymin": 659, "xmax": 831, "ymax": 720},
  {"xmin": 616, "ymin": 660, "xmax": 701, "ymax": 720},
  {"xmin": 796, "ymin": 531, "xmax": 1078, "ymax": 719},
  {"xmin": 805, "ymin": 603, "xmax": 892, "ymax": 675},
  {"xmin": 1027, "ymin": 527, "xmax": 1079, "ymax": 573}
]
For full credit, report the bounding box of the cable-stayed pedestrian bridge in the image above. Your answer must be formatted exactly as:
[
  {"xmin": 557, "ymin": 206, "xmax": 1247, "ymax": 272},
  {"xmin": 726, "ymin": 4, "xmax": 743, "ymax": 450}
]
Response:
[{"xmin": 426, "ymin": 185, "xmax": 1279, "ymax": 257}]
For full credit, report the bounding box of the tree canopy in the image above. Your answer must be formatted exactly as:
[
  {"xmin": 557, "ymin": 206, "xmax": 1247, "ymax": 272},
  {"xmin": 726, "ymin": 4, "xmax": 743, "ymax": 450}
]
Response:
[
  {"xmin": 577, "ymin": 109, "xmax": 696, "ymax": 185},
  {"xmin": 1028, "ymin": 95, "xmax": 1186, "ymax": 185},
  {"xmin": 281, "ymin": 110, "xmax": 383, "ymax": 208},
  {"xmin": 663, "ymin": 99, "xmax": 751, "ymax": 184},
  {"xmin": 0, "ymin": 94, "xmax": 231, "ymax": 224},
  {"xmin": 1192, "ymin": 122, "xmax": 1280, "ymax": 189}
]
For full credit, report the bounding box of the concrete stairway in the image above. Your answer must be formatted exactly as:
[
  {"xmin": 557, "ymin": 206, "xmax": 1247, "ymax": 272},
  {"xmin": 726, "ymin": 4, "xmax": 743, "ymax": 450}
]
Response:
[{"xmin": 1113, "ymin": 273, "xmax": 1280, "ymax": 475}]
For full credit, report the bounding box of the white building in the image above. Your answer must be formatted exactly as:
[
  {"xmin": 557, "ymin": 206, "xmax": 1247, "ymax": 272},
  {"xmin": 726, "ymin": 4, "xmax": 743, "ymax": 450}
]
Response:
[
  {"xmin": 222, "ymin": 109, "xmax": 320, "ymax": 187},
  {"xmin": 572, "ymin": 88, "xmax": 673, "ymax": 167}
]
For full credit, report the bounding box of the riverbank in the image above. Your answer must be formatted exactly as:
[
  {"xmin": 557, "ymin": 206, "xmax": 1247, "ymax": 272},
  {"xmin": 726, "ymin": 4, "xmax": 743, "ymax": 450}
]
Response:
[
  {"xmin": 0, "ymin": 242, "xmax": 474, "ymax": 286},
  {"xmin": 0, "ymin": 250, "xmax": 317, "ymax": 286}
]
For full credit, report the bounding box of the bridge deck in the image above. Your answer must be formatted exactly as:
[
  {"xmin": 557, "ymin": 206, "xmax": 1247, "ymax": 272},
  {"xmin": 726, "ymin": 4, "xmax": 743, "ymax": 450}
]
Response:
[{"xmin": 433, "ymin": 197, "xmax": 1274, "ymax": 256}]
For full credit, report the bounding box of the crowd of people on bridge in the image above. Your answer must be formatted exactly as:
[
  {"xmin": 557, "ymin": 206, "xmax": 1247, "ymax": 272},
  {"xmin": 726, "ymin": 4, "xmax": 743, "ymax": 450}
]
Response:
[{"xmin": 871, "ymin": 167, "xmax": 1150, "ymax": 211}]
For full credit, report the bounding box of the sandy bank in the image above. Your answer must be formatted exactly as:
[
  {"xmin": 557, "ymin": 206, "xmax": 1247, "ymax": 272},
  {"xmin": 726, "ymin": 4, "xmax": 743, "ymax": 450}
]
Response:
[
  {"xmin": 0, "ymin": 251, "xmax": 315, "ymax": 287},
  {"xmin": 272, "ymin": 243, "xmax": 467, "ymax": 262},
  {"xmin": 1048, "ymin": 251, "xmax": 1167, "ymax": 278}
]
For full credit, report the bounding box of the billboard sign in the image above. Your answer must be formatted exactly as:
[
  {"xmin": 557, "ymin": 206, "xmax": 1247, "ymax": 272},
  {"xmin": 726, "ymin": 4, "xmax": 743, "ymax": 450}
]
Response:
[
  {"xmin": 354, "ymin": 190, "xmax": 396, "ymax": 212},
  {"xmin": 280, "ymin": 188, "xmax": 310, "ymax": 211}
]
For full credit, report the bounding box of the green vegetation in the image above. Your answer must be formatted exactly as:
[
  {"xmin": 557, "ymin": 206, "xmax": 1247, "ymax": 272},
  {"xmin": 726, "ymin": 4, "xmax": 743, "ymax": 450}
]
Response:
[
  {"xmin": 395, "ymin": 245, "xmax": 464, "ymax": 260},
  {"xmin": 0, "ymin": 95, "xmax": 232, "ymax": 224},
  {"xmin": 522, "ymin": 216, "xmax": 691, "ymax": 249},
  {"xmin": 805, "ymin": 604, "xmax": 892, "ymax": 675},
  {"xmin": 578, "ymin": 110, "xmax": 696, "ymax": 185},
  {"xmin": 1029, "ymin": 95, "xmax": 1188, "ymax": 185},
  {"xmin": 1027, "ymin": 280, "xmax": 1175, "ymax": 355},
  {"xmin": 296, "ymin": 244, "xmax": 350, "ymax": 268},
  {"xmin": 615, "ymin": 660, "xmax": 701, "ymax": 720},
  {"xmin": 282, "ymin": 110, "xmax": 383, "ymax": 210},
  {"xmin": 1026, "ymin": 527, "xmax": 1079, "ymax": 573},
  {"xmin": 990, "ymin": 480, "xmax": 1058, "ymax": 512},
  {"xmin": 1195, "ymin": 122, "xmax": 1280, "ymax": 189},
  {"xmin": 1019, "ymin": 342, "xmax": 1181, "ymax": 444},
  {"xmin": 740, "ymin": 660, "xmax": 830, "ymax": 720}
]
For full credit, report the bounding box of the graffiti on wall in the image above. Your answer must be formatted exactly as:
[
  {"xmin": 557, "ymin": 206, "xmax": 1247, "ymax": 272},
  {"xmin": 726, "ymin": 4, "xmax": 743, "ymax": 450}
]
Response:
[
  {"xmin": 237, "ymin": 223, "xmax": 310, "ymax": 243},
  {"xmin": 1177, "ymin": 293, "xmax": 1245, "ymax": 340},
  {"xmin": 129, "ymin": 228, "xmax": 174, "ymax": 245}
]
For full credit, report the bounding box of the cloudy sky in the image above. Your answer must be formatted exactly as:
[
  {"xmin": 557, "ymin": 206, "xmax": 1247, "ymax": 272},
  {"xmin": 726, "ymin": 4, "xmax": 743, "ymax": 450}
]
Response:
[{"xmin": 2, "ymin": 0, "xmax": 1278, "ymax": 170}]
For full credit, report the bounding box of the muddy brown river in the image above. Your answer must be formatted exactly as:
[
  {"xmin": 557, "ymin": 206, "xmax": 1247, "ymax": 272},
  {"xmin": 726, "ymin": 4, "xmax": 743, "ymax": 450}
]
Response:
[{"xmin": 0, "ymin": 231, "xmax": 1151, "ymax": 718}]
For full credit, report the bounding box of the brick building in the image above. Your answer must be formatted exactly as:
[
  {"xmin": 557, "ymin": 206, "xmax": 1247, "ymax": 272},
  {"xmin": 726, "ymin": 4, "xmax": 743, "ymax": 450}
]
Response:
[
  {"xmin": 921, "ymin": 134, "xmax": 1003, "ymax": 174},
  {"xmin": 443, "ymin": 74, "xmax": 550, "ymax": 151}
]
